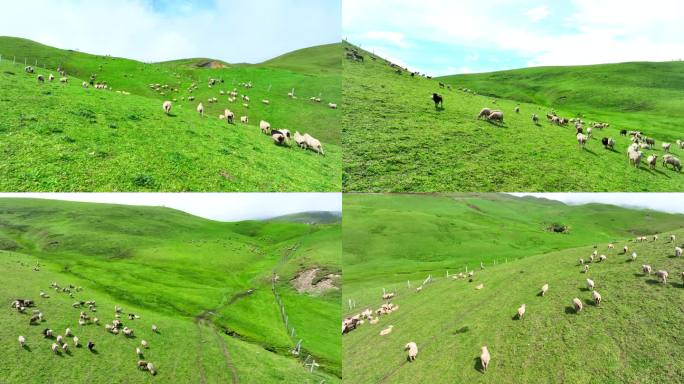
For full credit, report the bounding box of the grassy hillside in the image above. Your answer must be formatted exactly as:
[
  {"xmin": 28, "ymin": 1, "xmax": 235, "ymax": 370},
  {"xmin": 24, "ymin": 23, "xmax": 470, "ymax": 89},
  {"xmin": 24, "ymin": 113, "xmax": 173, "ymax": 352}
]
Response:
[
  {"xmin": 0, "ymin": 198, "xmax": 341, "ymax": 382},
  {"xmin": 342, "ymin": 42, "xmax": 684, "ymax": 191},
  {"xmin": 0, "ymin": 36, "xmax": 341, "ymax": 191},
  {"xmin": 342, "ymin": 194, "xmax": 684, "ymax": 383},
  {"xmin": 269, "ymin": 211, "xmax": 342, "ymax": 224}
]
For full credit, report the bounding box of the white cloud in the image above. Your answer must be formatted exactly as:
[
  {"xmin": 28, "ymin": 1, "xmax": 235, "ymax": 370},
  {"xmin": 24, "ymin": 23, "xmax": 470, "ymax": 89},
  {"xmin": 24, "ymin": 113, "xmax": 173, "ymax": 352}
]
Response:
[
  {"xmin": 0, "ymin": 0, "xmax": 340, "ymax": 63},
  {"xmin": 343, "ymin": 0, "xmax": 684, "ymax": 72},
  {"xmin": 0, "ymin": 193, "xmax": 342, "ymax": 222},
  {"xmin": 358, "ymin": 31, "xmax": 410, "ymax": 48},
  {"xmin": 511, "ymin": 193, "xmax": 684, "ymax": 215},
  {"xmin": 525, "ymin": 6, "xmax": 550, "ymax": 22}
]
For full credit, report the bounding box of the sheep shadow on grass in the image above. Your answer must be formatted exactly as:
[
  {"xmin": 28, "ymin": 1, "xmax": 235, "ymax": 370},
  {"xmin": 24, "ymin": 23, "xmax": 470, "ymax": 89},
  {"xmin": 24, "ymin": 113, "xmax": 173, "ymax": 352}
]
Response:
[
  {"xmin": 645, "ymin": 279, "xmax": 662, "ymax": 285},
  {"xmin": 485, "ymin": 120, "xmax": 505, "ymax": 128},
  {"xmin": 452, "ymin": 326, "xmax": 469, "ymax": 335},
  {"xmin": 580, "ymin": 287, "xmax": 591, "ymax": 292},
  {"xmin": 564, "ymin": 306, "xmax": 577, "ymax": 315},
  {"xmin": 581, "ymin": 148, "xmax": 598, "ymax": 156},
  {"xmin": 22, "ymin": 344, "xmax": 31, "ymax": 352},
  {"xmin": 89, "ymin": 348, "xmax": 99, "ymax": 355},
  {"xmin": 473, "ymin": 357, "xmax": 485, "ymax": 374},
  {"xmin": 584, "ymin": 299, "xmax": 597, "ymax": 307}
]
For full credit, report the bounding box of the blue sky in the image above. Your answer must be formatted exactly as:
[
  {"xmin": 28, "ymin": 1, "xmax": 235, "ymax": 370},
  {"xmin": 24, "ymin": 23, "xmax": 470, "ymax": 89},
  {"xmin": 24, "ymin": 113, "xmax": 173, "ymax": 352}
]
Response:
[
  {"xmin": 0, "ymin": 193, "xmax": 342, "ymax": 221},
  {"xmin": 0, "ymin": 0, "xmax": 340, "ymax": 63},
  {"xmin": 343, "ymin": 0, "xmax": 683, "ymax": 76}
]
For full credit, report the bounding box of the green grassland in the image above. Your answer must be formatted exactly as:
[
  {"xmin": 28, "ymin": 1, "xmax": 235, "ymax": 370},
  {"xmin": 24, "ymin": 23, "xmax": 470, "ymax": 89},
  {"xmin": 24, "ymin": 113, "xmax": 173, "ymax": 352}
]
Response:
[
  {"xmin": 0, "ymin": 36, "xmax": 341, "ymax": 191},
  {"xmin": 342, "ymin": 42, "xmax": 684, "ymax": 191},
  {"xmin": 0, "ymin": 198, "xmax": 341, "ymax": 382},
  {"xmin": 342, "ymin": 193, "xmax": 684, "ymax": 383}
]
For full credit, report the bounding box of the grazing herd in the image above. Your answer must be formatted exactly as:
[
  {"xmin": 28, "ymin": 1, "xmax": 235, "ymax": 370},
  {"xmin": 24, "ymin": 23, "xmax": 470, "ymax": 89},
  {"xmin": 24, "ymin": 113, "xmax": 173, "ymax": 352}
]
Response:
[
  {"xmin": 10, "ymin": 280, "xmax": 160, "ymax": 377},
  {"xmin": 343, "ymin": 230, "xmax": 684, "ymax": 375},
  {"xmin": 22, "ymin": 59, "xmax": 331, "ymax": 158}
]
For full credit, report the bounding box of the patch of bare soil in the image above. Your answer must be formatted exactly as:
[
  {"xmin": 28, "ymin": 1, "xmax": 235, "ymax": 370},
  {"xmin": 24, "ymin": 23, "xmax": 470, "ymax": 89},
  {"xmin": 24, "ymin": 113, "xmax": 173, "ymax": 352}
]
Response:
[{"xmin": 291, "ymin": 268, "xmax": 340, "ymax": 294}]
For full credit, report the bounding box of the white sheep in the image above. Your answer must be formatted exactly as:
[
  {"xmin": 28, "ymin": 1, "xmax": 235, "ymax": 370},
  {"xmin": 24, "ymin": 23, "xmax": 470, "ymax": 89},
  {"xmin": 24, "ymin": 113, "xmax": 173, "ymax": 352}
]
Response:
[
  {"xmin": 480, "ymin": 346, "xmax": 491, "ymax": 372},
  {"xmin": 262, "ymin": 99, "xmax": 270, "ymax": 105},
  {"xmin": 583, "ymin": 264, "xmax": 589, "ymax": 273},
  {"xmin": 579, "ymin": 258, "xmax": 584, "ymax": 265},
  {"xmin": 162, "ymin": 101, "xmax": 172, "ymax": 114},
  {"xmin": 328, "ymin": 103, "xmax": 337, "ymax": 109},
  {"xmin": 152, "ymin": 325, "xmax": 158, "ymax": 333},
  {"xmin": 240, "ymin": 116, "xmax": 248, "ymax": 123},
  {"xmin": 541, "ymin": 283, "xmax": 549, "ymax": 296},
  {"xmin": 224, "ymin": 109, "xmax": 234, "ymax": 123},
  {"xmin": 671, "ymin": 234, "xmax": 676, "ymax": 242},
  {"xmin": 586, "ymin": 278, "xmax": 595, "ymax": 290},
  {"xmin": 662, "ymin": 142, "xmax": 671, "ymax": 153},
  {"xmin": 304, "ymin": 133, "xmax": 324, "ymax": 155},
  {"xmin": 73, "ymin": 336, "xmax": 79, "ymax": 347},
  {"xmin": 628, "ymin": 150, "xmax": 643, "ymax": 168},
  {"xmin": 404, "ymin": 342, "xmax": 418, "ymax": 361},
  {"xmin": 51, "ymin": 343, "xmax": 59, "ymax": 354},
  {"xmin": 573, "ymin": 298, "xmax": 583, "ymax": 313},
  {"xmin": 656, "ymin": 270, "xmax": 668, "ymax": 284},
  {"xmin": 49, "ymin": 74, "xmax": 55, "ymax": 81},
  {"xmin": 56, "ymin": 335, "xmax": 63, "ymax": 345},
  {"xmin": 631, "ymin": 252, "xmax": 637, "ymax": 261},
  {"xmin": 517, "ymin": 304, "xmax": 526, "ymax": 320},
  {"xmin": 592, "ymin": 290, "xmax": 602, "ymax": 306},
  {"xmin": 137, "ymin": 347, "xmax": 142, "ymax": 356},
  {"xmin": 642, "ymin": 264, "xmax": 652, "ymax": 275},
  {"xmin": 379, "ymin": 325, "xmax": 393, "ymax": 336},
  {"xmin": 647, "ymin": 155, "xmax": 658, "ymax": 169},
  {"xmin": 18, "ymin": 335, "xmax": 25, "ymax": 347},
  {"xmin": 65, "ymin": 328, "xmax": 72, "ymax": 337},
  {"xmin": 196, "ymin": 103, "xmax": 204, "ymax": 117},
  {"xmin": 141, "ymin": 340, "xmax": 149, "ymax": 349},
  {"xmin": 599, "ymin": 255, "xmax": 607, "ymax": 262},
  {"xmin": 577, "ymin": 133, "xmax": 587, "ymax": 149},
  {"xmin": 147, "ymin": 362, "xmax": 157, "ymax": 376},
  {"xmin": 259, "ymin": 120, "xmax": 271, "ymax": 134},
  {"xmin": 675, "ymin": 247, "xmax": 682, "ymax": 257}
]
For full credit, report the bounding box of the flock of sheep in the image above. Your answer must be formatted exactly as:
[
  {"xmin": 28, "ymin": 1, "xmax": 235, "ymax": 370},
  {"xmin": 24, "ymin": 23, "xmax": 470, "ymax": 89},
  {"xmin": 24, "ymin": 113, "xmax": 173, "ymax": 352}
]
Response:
[
  {"xmin": 343, "ymin": 231, "xmax": 684, "ymax": 375},
  {"xmin": 23, "ymin": 60, "xmax": 331, "ymax": 157},
  {"xmin": 11, "ymin": 280, "xmax": 160, "ymax": 377},
  {"xmin": 159, "ymin": 77, "xmax": 329, "ymax": 155}
]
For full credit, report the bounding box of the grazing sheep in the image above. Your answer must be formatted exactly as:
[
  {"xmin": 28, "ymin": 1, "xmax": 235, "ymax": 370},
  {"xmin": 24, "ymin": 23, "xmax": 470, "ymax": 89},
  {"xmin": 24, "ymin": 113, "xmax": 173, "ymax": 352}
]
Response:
[
  {"xmin": 141, "ymin": 340, "xmax": 149, "ymax": 349},
  {"xmin": 262, "ymin": 99, "xmax": 270, "ymax": 105},
  {"xmin": 24, "ymin": 66, "xmax": 34, "ymax": 73},
  {"xmin": 404, "ymin": 342, "xmax": 418, "ymax": 361},
  {"xmin": 240, "ymin": 116, "xmax": 248, "ymax": 123},
  {"xmin": 196, "ymin": 103, "xmax": 204, "ymax": 117},
  {"xmin": 515, "ymin": 106, "xmax": 520, "ymax": 113},
  {"xmin": 62, "ymin": 343, "xmax": 68, "ymax": 352},
  {"xmin": 541, "ymin": 283, "xmax": 549, "ymax": 296},
  {"xmin": 37, "ymin": 75, "xmax": 45, "ymax": 83},
  {"xmin": 56, "ymin": 335, "xmax": 63, "ymax": 345},
  {"xmin": 137, "ymin": 360, "xmax": 149, "ymax": 370},
  {"xmin": 600, "ymin": 255, "xmax": 607, "ymax": 262},
  {"xmin": 487, "ymin": 111, "xmax": 504, "ymax": 123},
  {"xmin": 631, "ymin": 252, "xmax": 637, "ymax": 261},
  {"xmin": 432, "ymin": 93, "xmax": 443, "ymax": 108},
  {"xmin": 294, "ymin": 131, "xmax": 307, "ymax": 149},
  {"xmin": 577, "ymin": 133, "xmax": 587, "ymax": 149},
  {"xmin": 123, "ymin": 327, "xmax": 133, "ymax": 337},
  {"xmin": 259, "ymin": 120, "xmax": 271, "ymax": 135},
  {"xmin": 147, "ymin": 362, "xmax": 157, "ymax": 375},
  {"xmin": 647, "ymin": 154, "xmax": 658, "ymax": 169},
  {"xmin": 73, "ymin": 336, "xmax": 79, "ymax": 347},
  {"xmin": 87, "ymin": 341, "xmax": 95, "ymax": 351},
  {"xmin": 137, "ymin": 347, "xmax": 142, "ymax": 356},
  {"xmin": 60, "ymin": 77, "xmax": 68, "ymax": 83},
  {"xmin": 379, "ymin": 325, "xmax": 394, "ymax": 336},
  {"xmin": 670, "ymin": 234, "xmax": 676, "ymax": 242},
  {"xmin": 662, "ymin": 155, "xmax": 682, "ymax": 171},
  {"xmin": 642, "ymin": 265, "xmax": 652, "ymax": 275},
  {"xmin": 477, "ymin": 108, "xmax": 492, "ymax": 119},
  {"xmin": 656, "ymin": 270, "xmax": 669, "ymax": 284},
  {"xmin": 587, "ymin": 278, "xmax": 595, "ymax": 290},
  {"xmin": 676, "ymin": 247, "xmax": 683, "ymax": 257},
  {"xmin": 303, "ymin": 133, "xmax": 324, "ymax": 155},
  {"xmin": 152, "ymin": 325, "xmax": 158, "ymax": 333},
  {"xmin": 82, "ymin": 81, "xmax": 88, "ymax": 88},
  {"xmin": 328, "ymin": 103, "xmax": 337, "ymax": 109},
  {"xmin": 572, "ymin": 298, "xmax": 583, "ymax": 313},
  {"xmin": 601, "ymin": 137, "xmax": 615, "ymax": 150},
  {"xmin": 517, "ymin": 304, "xmax": 526, "ymax": 320},
  {"xmin": 579, "ymin": 258, "xmax": 585, "ymax": 265},
  {"xmin": 531, "ymin": 113, "xmax": 539, "ymax": 124},
  {"xmin": 480, "ymin": 346, "xmax": 491, "ymax": 372},
  {"xmin": 49, "ymin": 74, "xmax": 55, "ymax": 81},
  {"xmin": 623, "ymin": 246, "xmax": 629, "ymax": 254},
  {"xmin": 662, "ymin": 142, "xmax": 671, "ymax": 153},
  {"xmin": 592, "ymin": 291, "xmax": 602, "ymax": 306},
  {"xmin": 590, "ymin": 254, "xmax": 594, "ymax": 263},
  {"xmin": 51, "ymin": 343, "xmax": 59, "ymax": 354},
  {"xmin": 628, "ymin": 150, "xmax": 643, "ymax": 168},
  {"xmin": 224, "ymin": 109, "xmax": 234, "ymax": 124},
  {"xmin": 18, "ymin": 335, "xmax": 25, "ymax": 347},
  {"xmin": 271, "ymin": 129, "xmax": 291, "ymax": 145},
  {"xmin": 162, "ymin": 101, "xmax": 172, "ymax": 114}
]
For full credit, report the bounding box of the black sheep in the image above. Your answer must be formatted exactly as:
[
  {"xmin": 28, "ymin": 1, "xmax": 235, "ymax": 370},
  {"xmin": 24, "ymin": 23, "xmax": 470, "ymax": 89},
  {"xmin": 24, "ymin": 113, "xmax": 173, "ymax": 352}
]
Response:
[{"xmin": 432, "ymin": 93, "xmax": 443, "ymax": 109}]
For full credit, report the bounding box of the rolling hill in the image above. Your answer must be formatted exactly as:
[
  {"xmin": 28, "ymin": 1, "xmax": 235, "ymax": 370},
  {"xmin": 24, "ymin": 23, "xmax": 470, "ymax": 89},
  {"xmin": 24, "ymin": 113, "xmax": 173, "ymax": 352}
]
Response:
[
  {"xmin": 0, "ymin": 198, "xmax": 341, "ymax": 382},
  {"xmin": 342, "ymin": 41, "xmax": 684, "ymax": 192},
  {"xmin": 0, "ymin": 36, "xmax": 341, "ymax": 191},
  {"xmin": 342, "ymin": 194, "xmax": 684, "ymax": 383}
]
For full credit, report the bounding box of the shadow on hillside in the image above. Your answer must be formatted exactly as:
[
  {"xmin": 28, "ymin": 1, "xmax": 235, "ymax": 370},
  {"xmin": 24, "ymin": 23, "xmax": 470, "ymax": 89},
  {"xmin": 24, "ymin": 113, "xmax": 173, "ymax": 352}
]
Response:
[
  {"xmin": 667, "ymin": 255, "xmax": 678, "ymax": 258},
  {"xmin": 564, "ymin": 306, "xmax": 578, "ymax": 314},
  {"xmin": 580, "ymin": 287, "xmax": 591, "ymax": 292},
  {"xmin": 582, "ymin": 148, "xmax": 598, "ymax": 156},
  {"xmin": 485, "ymin": 120, "xmax": 505, "ymax": 128},
  {"xmin": 645, "ymin": 279, "xmax": 661, "ymax": 285},
  {"xmin": 166, "ymin": 113, "xmax": 178, "ymax": 118},
  {"xmin": 584, "ymin": 299, "xmax": 597, "ymax": 307},
  {"xmin": 89, "ymin": 348, "xmax": 99, "ymax": 355},
  {"xmin": 473, "ymin": 357, "xmax": 485, "ymax": 374},
  {"xmin": 22, "ymin": 344, "xmax": 31, "ymax": 352},
  {"xmin": 453, "ymin": 326, "xmax": 469, "ymax": 335}
]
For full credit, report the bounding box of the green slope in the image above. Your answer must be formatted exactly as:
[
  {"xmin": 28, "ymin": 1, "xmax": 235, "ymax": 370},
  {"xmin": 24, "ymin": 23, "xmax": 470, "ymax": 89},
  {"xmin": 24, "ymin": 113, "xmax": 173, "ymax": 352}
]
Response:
[
  {"xmin": 0, "ymin": 198, "xmax": 341, "ymax": 382},
  {"xmin": 342, "ymin": 194, "xmax": 684, "ymax": 383},
  {"xmin": 342, "ymin": 42, "xmax": 684, "ymax": 192},
  {"xmin": 0, "ymin": 36, "xmax": 340, "ymax": 191}
]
